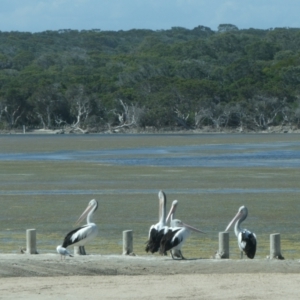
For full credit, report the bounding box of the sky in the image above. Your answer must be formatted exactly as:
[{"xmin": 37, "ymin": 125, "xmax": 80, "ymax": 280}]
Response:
[{"xmin": 0, "ymin": 0, "xmax": 299, "ymax": 33}]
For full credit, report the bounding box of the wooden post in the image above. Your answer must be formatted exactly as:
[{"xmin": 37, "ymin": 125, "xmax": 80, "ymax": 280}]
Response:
[
  {"xmin": 270, "ymin": 233, "xmax": 284, "ymax": 259},
  {"xmin": 215, "ymin": 232, "xmax": 229, "ymax": 259},
  {"xmin": 26, "ymin": 229, "xmax": 37, "ymax": 254},
  {"xmin": 74, "ymin": 246, "xmax": 80, "ymax": 256},
  {"xmin": 74, "ymin": 246, "xmax": 86, "ymax": 255},
  {"xmin": 123, "ymin": 230, "xmax": 133, "ymax": 255},
  {"xmin": 23, "ymin": 125, "xmax": 25, "ymax": 134}
]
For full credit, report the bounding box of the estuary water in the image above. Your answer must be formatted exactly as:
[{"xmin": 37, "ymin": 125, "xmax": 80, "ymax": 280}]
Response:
[
  {"xmin": 0, "ymin": 133, "xmax": 300, "ymax": 259},
  {"xmin": 0, "ymin": 134, "xmax": 300, "ymax": 168}
]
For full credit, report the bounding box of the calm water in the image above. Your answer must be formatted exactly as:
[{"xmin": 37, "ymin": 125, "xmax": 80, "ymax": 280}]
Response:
[{"xmin": 0, "ymin": 134, "xmax": 300, "ymax": 259}]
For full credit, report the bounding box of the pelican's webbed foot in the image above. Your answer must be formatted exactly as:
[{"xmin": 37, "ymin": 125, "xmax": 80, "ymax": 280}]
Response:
[
  {"xmin": 171, "ymin": 250, "xmax": 185, "ymax": 260},
  {"xmin": 179, "ymin": 250, "xmax": 185, "ymax": 260}
]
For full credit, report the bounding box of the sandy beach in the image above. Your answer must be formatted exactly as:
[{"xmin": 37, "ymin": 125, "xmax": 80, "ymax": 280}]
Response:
[{"xmin": 0, "ymin": 254, "xmax": 299, "ymax": 299}]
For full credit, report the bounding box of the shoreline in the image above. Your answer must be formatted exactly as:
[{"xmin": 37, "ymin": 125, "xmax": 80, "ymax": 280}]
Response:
[
  {"xmin": 0, "ymin": 254, "xmax": 299, "ymax": 277},
  {"xmin": 1, "ymin": 125, "xmax": 300, "ymax": 135}
]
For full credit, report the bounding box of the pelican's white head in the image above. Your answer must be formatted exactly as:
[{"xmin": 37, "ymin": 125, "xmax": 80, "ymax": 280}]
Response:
[
  {"xmin": 225, "ymin": 205, "xmax": 248, "ymax": 232},
  {"xmin": 76, "ymin": 199, "xmax": 98, "ymax": 225},
  {"xmin": 173, "ymin": 219, "xmax": 205, "ymax": 234}
]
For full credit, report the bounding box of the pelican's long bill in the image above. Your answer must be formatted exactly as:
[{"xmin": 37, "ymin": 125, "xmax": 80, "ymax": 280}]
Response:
[
  {"xmin": 182, "ymin": 222, "xmax": 206, "ymax": 234},
  {"xmin": 76, "ymin": 201, "xmax": 95, "ymax": 225},
  {"xmin": 225, "ymin": 211, "xmax": 242, "ymax": 232}
]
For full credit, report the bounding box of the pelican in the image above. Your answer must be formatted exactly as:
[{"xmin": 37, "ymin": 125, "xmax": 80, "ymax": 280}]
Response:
[
  {"xmin": 165, "ymin": 200, "xmax": 183, "ymax": 258},
  {"xmin": 159, "ymin": 219, "xmax": 205, "ymax": 259},
  {"xmin": 225, "ymin": 205, "xmax": 257, "ymax": 259},
  {"xmin": 145, "ymin": 190, "xmax": 169, "ymax": 254},
  {"xmin": 62, "ymin": 199, "xmax": 98, "ymax": 255},
  {"xmin": 56, "ymin": 245, "xmax": 73, "ymax": 260},
  {"xmin": 166, "ymin": 200, "xmax": 179, "ymax": 227}
]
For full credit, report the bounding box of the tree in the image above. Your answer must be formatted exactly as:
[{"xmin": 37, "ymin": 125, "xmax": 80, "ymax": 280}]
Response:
[
  {"xmin": 2, "ymin": 27, "xmax": 300, "ymax": 132},
  {"xmin": 65, "ymin": 84, "xmax": 91, "ymax": 133},
  {"xmin": 107, "ymin": 99, "xmax": 145, "ymax": 131},
  {"xmin": 1, "ymin": 84, "xmax": 28, "ymax": 129},
  {"xmin": 218, "ymin": 24, "xmax": 239, "ymax": 33},
  {"xmin": 30, "ymin": 84, "xmax": 65, "ymax": 129},
  {"xmin": 248, "ymin": 96, "xmax": 287, "ymax": 130}
]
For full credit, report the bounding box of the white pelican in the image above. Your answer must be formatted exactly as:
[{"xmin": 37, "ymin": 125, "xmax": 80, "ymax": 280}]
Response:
[
  {"xmin": 159, "ymin": 219, "xmax": 205, "ymax": 259},
  {"xmin": 62, "ymin": 199, "xmax": 98, "ymax": 255},
  {"xmin": 225, "ymin": 205, "xmax": 257, "ymax": 259},
  {"xmin": 165, "ymin": 200, "xmax": 183, "ymax": 258},
  {"xmin": 56, "ymin": 245, "xmax": 73, "ymax": 260},
  {"xmin": 145, "ymin": 190, "xmax": 169, "ymax": 254}
]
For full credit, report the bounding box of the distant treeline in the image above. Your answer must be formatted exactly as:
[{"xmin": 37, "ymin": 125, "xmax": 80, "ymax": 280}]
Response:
[{"xmin": 1, "ymin": 23, "xmax": 300, "ymax": 132}]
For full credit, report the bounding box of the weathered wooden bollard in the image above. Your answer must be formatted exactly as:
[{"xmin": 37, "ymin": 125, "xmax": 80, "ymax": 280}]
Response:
[
  {"xmin": 215, "ymin": 232, "xmax": 229, "ymax": 259},
  {"xmin": 74, "ymin": 246, "xmax": 80, "ymax": 255},
  {"xmin": 26, "ymin": 229, "xmax": 37, "ymax": 254},
  {"xmin": 74, "ymin": 246, "xmax": 86, "ymax": 255},
  {"xmin": 122, "ymin": 230, "xmax": 133, "ymax": 255},
  {"xmin": 270, "ymin": 233, "xmax": 284, "ymax": 259}
]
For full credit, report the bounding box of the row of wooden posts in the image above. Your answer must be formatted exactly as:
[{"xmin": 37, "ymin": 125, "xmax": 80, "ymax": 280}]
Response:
[{"xmin": 25, "ymin": 229, "xmax": 283, "ymax": 259}]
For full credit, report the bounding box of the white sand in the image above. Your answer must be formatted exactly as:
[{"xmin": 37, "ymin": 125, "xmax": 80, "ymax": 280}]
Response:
[{"xmin": 0, "ymin": 254, "xmax": 299, "ymax": 299}]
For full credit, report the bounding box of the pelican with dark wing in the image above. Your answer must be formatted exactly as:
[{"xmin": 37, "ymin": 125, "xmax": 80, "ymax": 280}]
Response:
[
  {"xmin": 225, "ymin": 205, "xmax": 257, "ymax": 259},
  {"xmin": 61, "ymin": 199, "xmax": 98, "ymax": 255},
  {"xmin": 145, "ymin": 190, "xmax": 169, "ymax": 254},
  {"xmin": 159, "ymin": 219, "xmax": 205, "ymax": 260}
]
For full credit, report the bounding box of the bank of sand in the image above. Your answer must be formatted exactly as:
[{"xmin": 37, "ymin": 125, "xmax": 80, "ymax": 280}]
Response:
[{"xmin": 0, "ymin": 254, "xmax": 300, "ymax": 299}]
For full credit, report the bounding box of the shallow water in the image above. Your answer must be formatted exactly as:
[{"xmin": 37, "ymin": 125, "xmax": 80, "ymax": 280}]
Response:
[
  {"xmin": 1, "ymin": 138, "xmax": 300, "ymax": 168},
  {"xmin": 0, "ymin": 133, "xmax": 299, "ymax": 259}
]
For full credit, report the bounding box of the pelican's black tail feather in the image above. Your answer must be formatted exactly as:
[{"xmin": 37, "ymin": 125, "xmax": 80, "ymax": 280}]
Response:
[
  {"xmin": 145, "ymin": 228, "xmax": 166, "ymax": 253},
  {"xmin": 241, "ymin": 231, "xmax": 257, "ymax": 259}
]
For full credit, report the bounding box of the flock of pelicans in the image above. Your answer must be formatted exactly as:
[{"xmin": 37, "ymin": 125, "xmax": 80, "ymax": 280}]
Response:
[{"xmin": 56, "ymin": 191, "xmax": 257, "ymax": 260}]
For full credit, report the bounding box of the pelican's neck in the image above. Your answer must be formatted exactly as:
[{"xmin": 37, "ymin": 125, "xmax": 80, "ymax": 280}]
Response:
[
  {"xmin": 234, "ymin": 211, "xmax": 246, "ymax": 237},
  {"xmin": 86, "ymin": 209, "xmax": 94, "ymax": 224},
  {"xmin": 234, "ymin": 219, "xmax": 242, "ymax": 237},
  {"xmin": 169, "ymin": 201, "xmax": 178, "ymax": 225},
  {"xmin": 159, "ymin": 199, "xmax": 166, "ymax": 226},
  {"xmin": 171, "ymin": 207, "xmax": 176, "ymax": 222}
]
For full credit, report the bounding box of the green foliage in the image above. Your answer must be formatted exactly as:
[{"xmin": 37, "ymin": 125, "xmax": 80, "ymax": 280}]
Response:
[{"xmin": 0, "ymin": 25, "xmax": 300, "ymax": 130}]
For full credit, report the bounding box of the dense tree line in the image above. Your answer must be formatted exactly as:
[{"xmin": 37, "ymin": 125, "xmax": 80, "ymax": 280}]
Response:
[{"xmin": 1, "ymin": 24, "xmax": 300, "ymax": 132}]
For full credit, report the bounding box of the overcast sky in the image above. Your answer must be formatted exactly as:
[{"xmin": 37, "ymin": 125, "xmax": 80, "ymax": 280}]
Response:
[{"xmin": 0, "ymin": 0, "xmax": 299, "ymax": 33}]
